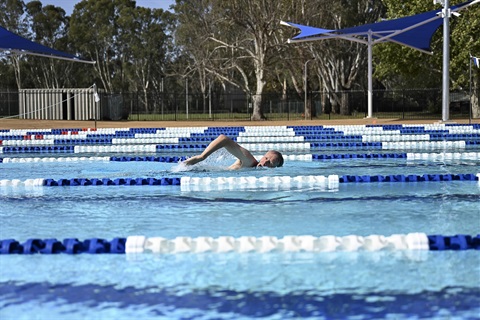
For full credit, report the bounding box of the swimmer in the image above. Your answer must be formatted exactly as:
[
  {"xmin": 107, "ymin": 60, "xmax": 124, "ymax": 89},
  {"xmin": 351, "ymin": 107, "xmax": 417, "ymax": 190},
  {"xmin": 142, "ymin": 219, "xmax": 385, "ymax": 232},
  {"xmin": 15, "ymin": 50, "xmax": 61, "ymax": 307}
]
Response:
[{"xmin": 183, "ymin": 134, "xmax": 284, "ymax": 170}]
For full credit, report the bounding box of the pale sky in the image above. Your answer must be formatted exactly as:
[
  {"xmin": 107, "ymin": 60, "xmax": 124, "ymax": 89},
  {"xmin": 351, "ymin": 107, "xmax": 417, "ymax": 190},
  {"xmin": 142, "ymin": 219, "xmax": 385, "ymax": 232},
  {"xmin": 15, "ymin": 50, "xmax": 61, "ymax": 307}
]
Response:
[{"xmin": 30, "ymin": 0, "xmax": 175, "ymax": 15}]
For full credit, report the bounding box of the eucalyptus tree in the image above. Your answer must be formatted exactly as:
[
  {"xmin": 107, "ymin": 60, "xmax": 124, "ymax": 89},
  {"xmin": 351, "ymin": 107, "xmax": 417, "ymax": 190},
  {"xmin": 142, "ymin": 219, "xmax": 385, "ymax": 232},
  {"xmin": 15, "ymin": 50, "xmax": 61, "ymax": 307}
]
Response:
[
  {"xmin": 118, "ymin": 6, "xmax": 174, "ymax": 112},
  {"xmin": 272, "ymin": 0, "xmax": 331, "ymax": 118},
  {"xmin": 174, "ymin": 0, "xmax": 216, "ymax": 113},
  {"xmin": 175, "ymin": 0, "xmax": 291, "ymax": 120},
  {"xmin": 25, "ymin": 1, "xmax": 71, "ymax": 88},
  {"xmin": 69, "ymin": 0, "xmax": 137, "ymax": 92},
  {"xmin": 314, "ymin": 0, "xmax": 382, "ymax": 115},
  {"xmin": 0, "ymin": 0, "xmax": 28, "ymax": 89},
  {"xmin": 276, "ymin": 0, "xmax": 384, "ymax": 116},
  {"xmin": 216, "ymin": 0, "xmax": 292, "ymax": 119},
  {"xmin": 450, "ymin": 1, "xmax": 480, "ymax": 117}
]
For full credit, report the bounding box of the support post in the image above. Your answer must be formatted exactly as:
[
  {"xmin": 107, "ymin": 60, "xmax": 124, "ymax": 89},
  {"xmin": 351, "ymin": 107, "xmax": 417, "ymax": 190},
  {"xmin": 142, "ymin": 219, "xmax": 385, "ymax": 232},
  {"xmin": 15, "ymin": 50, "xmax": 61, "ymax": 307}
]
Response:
[
  {"xmin": 469, "ymin": 54, "xmax": 472, "ymax": 124},
  {"xmin": 93, "ymin": 83, "xmax": 99, "ymax": 129},
  {"xmin": 367, "ymin": 30, "xmax": 373, "ymax": 118},
  {"xmin": 208, "ymin": 79, "xmax": 212, "ymax": 119},
  {"xmin": 186, "ymin": 78, "xmax": 189, "ymax": 120},
  {"xmin": 441, "ymin": 0, "xmax": 451, "ymax": 122}
]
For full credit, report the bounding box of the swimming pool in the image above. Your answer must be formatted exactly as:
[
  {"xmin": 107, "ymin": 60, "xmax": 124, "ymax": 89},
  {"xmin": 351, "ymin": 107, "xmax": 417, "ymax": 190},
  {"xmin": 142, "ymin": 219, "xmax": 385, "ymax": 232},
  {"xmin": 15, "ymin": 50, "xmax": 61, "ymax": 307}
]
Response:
[{"xmin": 1, "ymin": 124, "xmax": 479, "ymax": 319}]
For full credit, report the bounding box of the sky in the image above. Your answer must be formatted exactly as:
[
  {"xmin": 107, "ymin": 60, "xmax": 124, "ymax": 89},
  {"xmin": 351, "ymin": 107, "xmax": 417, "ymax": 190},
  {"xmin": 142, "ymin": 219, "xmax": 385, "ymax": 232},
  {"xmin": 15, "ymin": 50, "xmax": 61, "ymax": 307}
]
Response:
[{"xmin": 32, "ymin": 0, "xmax": 175, "ymax": 15}]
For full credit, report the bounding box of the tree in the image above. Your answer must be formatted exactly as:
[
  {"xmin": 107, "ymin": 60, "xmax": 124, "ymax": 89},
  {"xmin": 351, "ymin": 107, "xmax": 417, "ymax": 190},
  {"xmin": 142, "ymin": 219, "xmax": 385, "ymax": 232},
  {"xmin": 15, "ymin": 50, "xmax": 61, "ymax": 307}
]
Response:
[
  {"xmin": 118, "ymin": 6, "xmax": 174, "ymax": 112},
  {"xmin": 279, "ymin": 0, "xmax": 384, "ymax": 116},
  {"xmin": 312, "ymin": 0, "xmax": 383, "ymax": 116},
  {"xmin": 449, "ymin": 2, "xmax": 480, "ymax": 117},
  {"xmin": 373, "ymin": 0, "xmax": 442, "ymax": 89},
  {"xmin": 69, "ymin": 0, "xmax": 137, "ymax": 92},
  {"xmin": 375, "ymin": 0, "xmax": 480, "ymax": 116},
  {"xmin": 0, "ymin": 0, "xmax": 28, "ymax": 89},
  {"xmin": 174, "ymin": 0, "xmax": 216, "ymax": 115},
  {"xmin": 175, "ymin": 0, "xmax": 290, "ymax": 120},
  {"xmin": 217, "ymin": 0, "xmax": 292, "ymax": 120},
  {"xmin": 25, "ymin": 1, "xmax": 71, "ymax": 88}
]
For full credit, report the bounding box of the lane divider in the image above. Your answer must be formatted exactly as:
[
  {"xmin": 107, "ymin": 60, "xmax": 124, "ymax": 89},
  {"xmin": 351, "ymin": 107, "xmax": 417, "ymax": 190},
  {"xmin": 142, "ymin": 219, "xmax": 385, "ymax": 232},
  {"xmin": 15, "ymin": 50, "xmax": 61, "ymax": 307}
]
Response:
[
  {"xmin": 1, "ymin": 233, "xmax": 479, "ymax": 254},
  {"xmin": 2, "ymin": 133, "xmax": 479, "ymax": 147},
  {"xmin": 2, "ymin": 152, "xmax": 479, "ymax": 164},
  {"xmin": 1, "ymin": 141, "xmax": 478, "ymax": 154},
  {"xmin": 382, "ymin": 141, "xmax": 467, "ymax": 149},
  {"xmin": 180, "ymin": 175, "xmax": 340, "ymax": 191},
  {"xmin": 1, "ymin": 156, "xmax": 111, "ymax": 163},
  {"xmin": 0, "ymin": 174, "xmax": 478, "ymax": 188},
  {"xmin": 1, "ymin": 124, "xmax": 478, "ymax": 139}
]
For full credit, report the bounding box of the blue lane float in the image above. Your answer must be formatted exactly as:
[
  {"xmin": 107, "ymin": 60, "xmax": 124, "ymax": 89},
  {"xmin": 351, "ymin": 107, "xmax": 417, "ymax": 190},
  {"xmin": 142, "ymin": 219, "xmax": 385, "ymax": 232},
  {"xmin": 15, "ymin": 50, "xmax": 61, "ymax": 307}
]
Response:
[
  {"xmin": 312, "ymin": 153, "xmax": 408, "ymax": 160},
  {"xmin": 109, "ymin": 156, "xmax": 187, "ymax": 163},
  {"xmin": 311, "ymin": 142, "xmax": 383, "ymax": 149},
  {"xmin": 0, "ymin": 238, "xmax": 126, "ymax": 254},
  {"xmin": 338, "ymin": 173, "xmax": 478, "ymax": 183},
  {"xmin": 1, "ymin": 234, "xmax": 478, "ymax": 254},
  {"xmin": 0, "ymin": 146, "xmax": 75, "ymax": 154},
  {"xmin": 42, "ymin": 177, "xmax": 181, "ymax": 186}
]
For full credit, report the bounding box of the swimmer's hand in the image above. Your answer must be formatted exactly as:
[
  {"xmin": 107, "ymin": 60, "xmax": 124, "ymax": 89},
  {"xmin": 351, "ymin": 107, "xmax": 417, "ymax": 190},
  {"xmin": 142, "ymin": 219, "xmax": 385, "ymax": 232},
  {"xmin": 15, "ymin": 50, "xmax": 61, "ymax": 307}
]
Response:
[{"xmin": 183, "ymin": 155, "xmax": 204, "ymax": 166}]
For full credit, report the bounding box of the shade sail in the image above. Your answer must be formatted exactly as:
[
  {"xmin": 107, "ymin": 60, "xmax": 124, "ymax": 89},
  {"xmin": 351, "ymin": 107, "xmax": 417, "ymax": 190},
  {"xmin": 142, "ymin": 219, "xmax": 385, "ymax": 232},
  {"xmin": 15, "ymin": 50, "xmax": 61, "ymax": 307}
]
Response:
[
  {"xmin": 282, "ymin": 0, "xmax": 477, "ymax": 54},
  {"xmin": 0, "ymin": 25, "xmax": 95, "ymax": 64},
  {"xmin": 281, "ymin": 0, "xmax": 479, "ymax": 119}
]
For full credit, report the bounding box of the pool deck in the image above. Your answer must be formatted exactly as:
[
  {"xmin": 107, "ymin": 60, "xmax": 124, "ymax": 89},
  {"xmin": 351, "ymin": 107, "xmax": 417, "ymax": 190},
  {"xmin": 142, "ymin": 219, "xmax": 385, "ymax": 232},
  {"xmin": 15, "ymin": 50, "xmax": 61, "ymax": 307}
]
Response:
[{"xmin": 0, "ymin": 118, "xmax": 478, "ymax": 130}]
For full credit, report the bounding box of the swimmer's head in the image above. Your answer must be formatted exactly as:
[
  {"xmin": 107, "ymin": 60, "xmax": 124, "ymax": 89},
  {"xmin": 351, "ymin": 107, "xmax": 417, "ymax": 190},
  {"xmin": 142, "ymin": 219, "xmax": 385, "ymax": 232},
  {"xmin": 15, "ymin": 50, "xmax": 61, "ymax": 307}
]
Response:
[{"xmin": 257, "ymin": 150, "xmax": 284, "ymax": 168}]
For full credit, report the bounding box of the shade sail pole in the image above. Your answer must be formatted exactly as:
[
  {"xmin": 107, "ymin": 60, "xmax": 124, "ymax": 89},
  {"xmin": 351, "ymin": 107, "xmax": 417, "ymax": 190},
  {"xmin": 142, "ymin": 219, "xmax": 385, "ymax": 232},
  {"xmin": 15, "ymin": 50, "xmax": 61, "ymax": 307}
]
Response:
[
  {"xmin": 367, "ymin": 30, "xmax": 373, "ymax": 118},
  {"xmin": 442, "ymin": 0, "xmax": 451, "ymax": 122},
  {"xmin": 469, "ymin": 54, "xmax": 472, "ymax": 124}
]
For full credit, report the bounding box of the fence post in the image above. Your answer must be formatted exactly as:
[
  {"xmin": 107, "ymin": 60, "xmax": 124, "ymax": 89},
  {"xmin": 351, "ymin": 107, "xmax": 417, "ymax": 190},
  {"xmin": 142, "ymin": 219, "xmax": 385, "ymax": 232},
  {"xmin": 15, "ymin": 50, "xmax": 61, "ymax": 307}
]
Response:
[{"xmin": 286, "ymin": 101, "xmax": 289, "ymax": 121}]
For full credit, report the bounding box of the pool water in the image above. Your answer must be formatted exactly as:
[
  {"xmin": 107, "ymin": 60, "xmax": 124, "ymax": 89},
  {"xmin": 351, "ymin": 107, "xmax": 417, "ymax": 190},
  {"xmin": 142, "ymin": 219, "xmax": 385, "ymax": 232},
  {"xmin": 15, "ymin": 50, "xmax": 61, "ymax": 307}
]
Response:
[{"xmin": 0, "ymin": 124, "xmax": 479, "ymax": 319}]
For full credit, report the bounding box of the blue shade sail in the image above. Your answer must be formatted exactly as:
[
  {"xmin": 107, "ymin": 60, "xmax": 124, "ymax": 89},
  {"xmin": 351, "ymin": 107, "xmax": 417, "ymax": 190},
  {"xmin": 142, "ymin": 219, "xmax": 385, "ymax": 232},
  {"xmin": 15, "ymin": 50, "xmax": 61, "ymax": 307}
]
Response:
[
  {"xmin": 281, "ymin": 0, "xmax": 479, "ymax": 118},
  {"xmin": 0, "ymin": 25, "xmax": 94, "ymax": 64},
  {"xmin": 282, "ymin": 1, "xmax": 477, "ymax": 53},
  {"xmin": 280, "ymin": 21, "xmax": 333, "ymax": 39}
]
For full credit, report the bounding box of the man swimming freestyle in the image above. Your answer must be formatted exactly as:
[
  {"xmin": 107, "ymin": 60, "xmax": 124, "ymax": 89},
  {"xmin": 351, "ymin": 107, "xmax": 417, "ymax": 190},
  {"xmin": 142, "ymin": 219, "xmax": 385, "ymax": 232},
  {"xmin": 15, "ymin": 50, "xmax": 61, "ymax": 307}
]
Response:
[{"xmin": 183, "ymin": 134, "xmax": 284, "ymax": 170}]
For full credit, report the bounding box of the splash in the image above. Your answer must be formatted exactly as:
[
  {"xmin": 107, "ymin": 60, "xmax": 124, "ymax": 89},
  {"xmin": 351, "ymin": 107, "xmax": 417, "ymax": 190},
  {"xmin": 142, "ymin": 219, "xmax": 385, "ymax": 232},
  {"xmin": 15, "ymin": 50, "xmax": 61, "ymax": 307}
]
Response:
[{"xmin": 171, "ymin": 149, "xmax": 233, "ymax": 172}]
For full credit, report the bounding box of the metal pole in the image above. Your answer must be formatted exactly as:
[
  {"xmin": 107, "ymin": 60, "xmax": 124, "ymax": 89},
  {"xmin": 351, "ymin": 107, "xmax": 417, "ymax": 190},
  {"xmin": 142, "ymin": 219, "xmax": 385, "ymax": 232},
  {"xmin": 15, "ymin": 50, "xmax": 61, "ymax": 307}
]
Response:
[
  {"xmin": 469, "ymin": 54, "xmax": 472, "ymax": 124},
  {"xmin": 209, "ymin": 79, "xmax": 212, "ymax": 119},
  {"xmin": 93, "ymin": 83, "xmax": 98, "ymax": 129},
  {"xmin": 186, "ymin": 78, "xmax": 189, "ymax": 120},
  {"xmin": 441, "ymin": 0, "xmax": 450, "ymax": 122},
  {"xmin": 367, "ymin": 31, "xmax": 373, "ymax": 118},
  {"xmin": 161, "ymin": 77, "xmax": 164, "ymax": 120},
  {"xmin": 304, "ymin": 58, "xmax": 314, "ymax": 120}
]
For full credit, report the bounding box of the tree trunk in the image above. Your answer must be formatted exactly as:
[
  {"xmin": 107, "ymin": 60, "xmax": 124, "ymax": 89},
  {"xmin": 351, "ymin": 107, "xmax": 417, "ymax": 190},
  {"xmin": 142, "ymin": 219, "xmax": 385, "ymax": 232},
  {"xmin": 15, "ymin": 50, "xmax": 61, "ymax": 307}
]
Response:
[
  {"xmin": 304, "ymin": 95, "xmax": 313, "ymax": 119},
  {"xmin": 11, "ymin": 56, "xmax": 22, "ymax": 90},
  {"xmin": 340, "ymin": 92, "xmax": 350, "ymax": 115},
  {"xmin": 251, "ymin": 94, "xmax": 265, "ymax": 120},
  {"xmin": 472, "ymin": 77, "xmax": 479, "ymax": 118},
  {"xmin": 251, "ymin": 54, "xmax": 266, "ymax": 120}
]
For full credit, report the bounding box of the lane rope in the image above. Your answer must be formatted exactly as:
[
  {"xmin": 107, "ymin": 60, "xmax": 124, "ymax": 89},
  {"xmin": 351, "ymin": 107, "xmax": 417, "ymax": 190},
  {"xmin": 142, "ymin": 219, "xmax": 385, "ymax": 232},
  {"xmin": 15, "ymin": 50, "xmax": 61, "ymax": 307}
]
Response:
[
  {"xmin": 0, "ymin": 173, "xmax": 478, "ymax": 188},
  {"xmin": 2, "ymin": 152, "xmax": 480, "ymax": 163},
  {"xmin": 1, "ymin": 233, "xmax": 479, "ymax": 254}
]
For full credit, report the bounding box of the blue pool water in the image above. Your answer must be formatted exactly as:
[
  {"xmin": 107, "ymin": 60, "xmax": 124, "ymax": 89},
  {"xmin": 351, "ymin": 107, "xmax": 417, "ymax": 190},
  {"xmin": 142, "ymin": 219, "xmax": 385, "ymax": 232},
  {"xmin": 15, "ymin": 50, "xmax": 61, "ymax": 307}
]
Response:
[{"xmin": 0, "ymin": 124, "xmax": 479, "ymax": 319}]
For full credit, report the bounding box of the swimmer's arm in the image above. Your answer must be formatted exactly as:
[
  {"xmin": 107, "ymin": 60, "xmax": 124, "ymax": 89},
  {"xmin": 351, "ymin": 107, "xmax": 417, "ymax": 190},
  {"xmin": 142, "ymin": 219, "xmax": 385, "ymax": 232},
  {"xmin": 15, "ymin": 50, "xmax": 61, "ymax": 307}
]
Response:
[
  {"xmin": 183, "ymin": 134, "xmax": 257, "ymax": 167},
  {"xmin": 228, "ymin": 159, "xmax": 242, "ymax": 170},
  {"xmin": 183, "ymin": 134, "xmax": 232, "ymax": 165}
]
